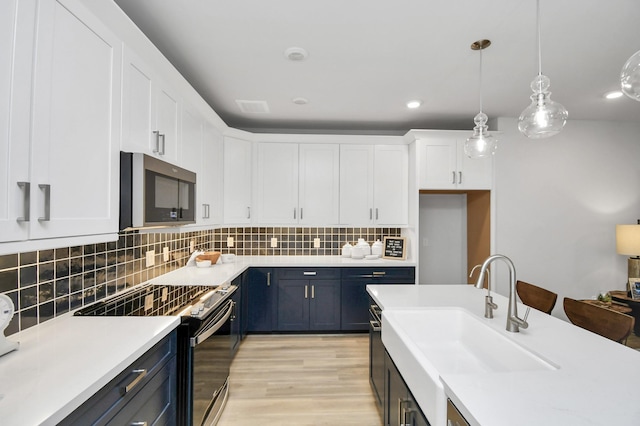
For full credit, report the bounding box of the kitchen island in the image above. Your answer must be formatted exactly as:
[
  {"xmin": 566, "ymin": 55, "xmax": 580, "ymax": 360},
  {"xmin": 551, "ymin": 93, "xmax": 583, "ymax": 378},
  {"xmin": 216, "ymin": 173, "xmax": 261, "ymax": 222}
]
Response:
[{"xmin": 368, "ymin": 284, "xmax": 640, "ymax": 426}]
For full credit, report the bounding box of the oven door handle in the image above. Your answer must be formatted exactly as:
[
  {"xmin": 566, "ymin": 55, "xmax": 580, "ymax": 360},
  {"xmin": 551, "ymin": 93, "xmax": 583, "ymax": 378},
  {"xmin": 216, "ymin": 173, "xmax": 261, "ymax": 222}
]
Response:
[{"xmin": 190, "ymin": 300, "xmax": 234, "ymax": 347}]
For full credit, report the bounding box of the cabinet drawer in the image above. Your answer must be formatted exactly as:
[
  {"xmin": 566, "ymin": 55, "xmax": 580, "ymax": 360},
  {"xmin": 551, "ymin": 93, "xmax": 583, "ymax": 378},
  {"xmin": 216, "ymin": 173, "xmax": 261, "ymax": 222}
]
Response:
[
  {"xmin": 61, "ymin": 332, "xmax": 177, "ymax": 425},
  {"xmin": 341, "ymin": 267, "xmax": 415, "ymax": 283},
  {"xmin": 276, "ymin": 267, "xmax": 340, "ymax": 280}
]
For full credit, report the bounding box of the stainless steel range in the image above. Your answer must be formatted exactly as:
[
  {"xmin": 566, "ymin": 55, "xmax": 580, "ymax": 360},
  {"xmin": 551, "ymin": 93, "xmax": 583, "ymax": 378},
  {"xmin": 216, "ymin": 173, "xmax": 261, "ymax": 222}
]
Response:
[{"xmin": 75, "ymin": 282, "xmax": 237, "ymax": 426}]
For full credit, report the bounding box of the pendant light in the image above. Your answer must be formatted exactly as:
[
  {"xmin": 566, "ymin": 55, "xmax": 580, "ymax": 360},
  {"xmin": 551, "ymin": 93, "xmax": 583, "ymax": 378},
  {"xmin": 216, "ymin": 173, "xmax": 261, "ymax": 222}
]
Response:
[
  {"xmin": 518, "ymin": 0, "xmax": 568, "ymax": 139},
  {"xmin": 621, "ymin": 49, "xmax": 640, "ymax": 101},
  {"xmin": 464, "ymin": 39, "xmax": 497, "ymax": 159}
]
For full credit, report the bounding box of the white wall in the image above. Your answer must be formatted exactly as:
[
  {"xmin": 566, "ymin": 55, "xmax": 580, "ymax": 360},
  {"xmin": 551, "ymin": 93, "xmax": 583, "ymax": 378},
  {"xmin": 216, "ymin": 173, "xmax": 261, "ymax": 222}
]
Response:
[
  {"xmin": 493, "ymin": 117, "xmax": 640, "ymax": 318},
  {"xmin": 419, "ymin": 194, "xmax": 467, "ymax": 284}
]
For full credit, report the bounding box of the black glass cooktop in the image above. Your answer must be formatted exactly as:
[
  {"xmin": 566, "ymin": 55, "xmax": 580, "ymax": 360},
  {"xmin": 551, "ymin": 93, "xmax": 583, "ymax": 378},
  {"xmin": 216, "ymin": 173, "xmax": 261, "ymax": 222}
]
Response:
[{"xmin": 74, "ymin": 284, "xmax": 212, "ymax": 317}]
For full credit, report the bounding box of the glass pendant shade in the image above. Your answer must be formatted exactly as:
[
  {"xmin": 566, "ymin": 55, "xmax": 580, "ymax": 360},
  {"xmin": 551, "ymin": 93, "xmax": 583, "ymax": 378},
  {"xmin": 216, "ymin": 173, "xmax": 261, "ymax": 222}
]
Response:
[
  {"xmin": 621, "ymin": 49, "xmax": 640, "ymax": 102},
  {"xmin": 465, "ymin": 112, "xmax": 497, "ymax": 158},
  {"xmin": 518, "ymin": 74, "xmax": 568, "ymax": 139},
  {"xmin": 518, "ymin": 0, "xmax": 567, "ymax": 139}
]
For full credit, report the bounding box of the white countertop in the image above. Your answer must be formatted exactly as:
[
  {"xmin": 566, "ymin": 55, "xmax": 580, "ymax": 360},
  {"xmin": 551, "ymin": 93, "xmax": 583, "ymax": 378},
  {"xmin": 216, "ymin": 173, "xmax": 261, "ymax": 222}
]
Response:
[
  {"xmin": 367, "ymin": 284, "xmax": 640, "ymax": 426},
  {"xmin": 0, "ymin": 314, "xmax": 179, "ymax": 425},
  {"xmin": 152, "ymin": 255, "xmax": 415, "ymax": 286}
]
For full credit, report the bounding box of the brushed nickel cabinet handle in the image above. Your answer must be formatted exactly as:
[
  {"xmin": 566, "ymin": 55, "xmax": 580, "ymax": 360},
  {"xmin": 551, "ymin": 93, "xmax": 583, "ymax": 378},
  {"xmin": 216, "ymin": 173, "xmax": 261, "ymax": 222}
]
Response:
[
  {"xmin": 159, "ymin": 133, "xmax": 166, "ymax": 155},
  {"xmin": 303, "ymin": 271, "xmax": 317, "ymax": 276},
  {"xmin": 38, "ymin": 184, "xmax": 50, "ymax": 222},
  {"xmin": 458, "ymin": 171, "xmax": 462, "ymax": 184},
  {"xmin": 247, "ymin": 206, "xmax": 251, "ymax": 219},
  {"xmin": 17, "ymin": 182, "xmax": 30, "ymax": 222},
  {"xmin": 376, "ymin": 208, "xmax": 379, "ymax": 220},
  {"xmin": 370, "ymin": 208, "xmax": 373, "ymax": 220},
  {"xmin": 300, "ymin": 207, "xmax": 303, "ymax": 220},
  {"xmin": 311, "ymin": 285, "xmax": 315, "ymax": 299},
  {"xmin": 153, "ymin": 130, "xmax": 161, "ymax": 154},
  {"xmin": 294, "ymin": 208, "xmax": 296, "ymax": 219},
  {"xmin": 452, "ymin": 171, "xmax": 456, "ymax": 184},
  {"xmin": 266, "ymin": 272, "xmax": 271, "ymax": 286},
  {"xmin": 304, "ymin": 285, "xmax": 308, "ymax": 299},
  {"xmin": 122, "ymin": 369, "xmax": 147, "ymax": 394}
]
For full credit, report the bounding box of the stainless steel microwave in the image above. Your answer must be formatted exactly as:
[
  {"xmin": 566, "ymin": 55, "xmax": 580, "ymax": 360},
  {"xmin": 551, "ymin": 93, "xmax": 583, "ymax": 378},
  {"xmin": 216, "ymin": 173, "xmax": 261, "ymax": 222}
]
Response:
[{"xmin": 120, "ymin": 152, "xmax": 196, "ymax": 229}]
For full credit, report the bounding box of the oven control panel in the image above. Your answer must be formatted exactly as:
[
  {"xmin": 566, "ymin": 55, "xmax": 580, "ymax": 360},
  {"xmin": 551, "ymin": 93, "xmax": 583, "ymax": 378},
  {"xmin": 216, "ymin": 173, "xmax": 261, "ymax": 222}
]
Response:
[{"xmin": 189, "ymin": 284, "xmax": 237, "ymax": 319}]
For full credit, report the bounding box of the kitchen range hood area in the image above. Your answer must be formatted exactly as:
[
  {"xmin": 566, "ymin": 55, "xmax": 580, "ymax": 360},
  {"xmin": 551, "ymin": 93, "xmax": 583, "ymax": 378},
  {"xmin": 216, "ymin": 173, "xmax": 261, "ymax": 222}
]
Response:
[{"xmin": 1, "ymin": 0, "xmax": 640, "ymax": 425}]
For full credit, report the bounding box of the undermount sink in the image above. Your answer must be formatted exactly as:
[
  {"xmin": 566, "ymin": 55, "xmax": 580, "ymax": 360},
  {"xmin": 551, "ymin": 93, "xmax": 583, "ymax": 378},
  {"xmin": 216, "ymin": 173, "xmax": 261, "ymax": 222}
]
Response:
[{"xmin": 385, "ymin": 308, "xmax": 557, "ymax": 375}]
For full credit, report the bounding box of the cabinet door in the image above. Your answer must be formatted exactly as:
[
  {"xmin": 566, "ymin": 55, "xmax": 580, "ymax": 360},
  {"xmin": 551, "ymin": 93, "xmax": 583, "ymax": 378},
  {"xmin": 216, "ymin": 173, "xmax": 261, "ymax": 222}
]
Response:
[
  {"xmin": 340, "ymin": 145, "xmax": 374, "ymax": 225},
  {"xmin": 256, "ymin": 143, "xmax": 298, "ymax": 223},
  {"xmin": 29, "ymin": 0, "xmax": 121, "ymax": 239},
  {"xmin": 309, "ymin": 280, "xmax": 341, "ymax": 330},
  {"xmin": 458, "ymin": 143, "xmax": 493, "ymax": 190},
  {"xmin": 373, "ymin": 145, "xmax": 408, "ymax": 226},
  {"xmin": 418, "ymin": 139, "xmax": 458, "ymax": 190},
  {"xmin": 223, "ymin": 136, "xmax": 253, "ymax": 224},
  {"xmin": 155, "ymin": 82, "xmax": 180, "ymax": 163},
  {"xmin": 248, "ymin": 268, "xmax": 274, "ymax": 332},
  {"xmin": 0, "ymin": 0, "xmax": 34, "ymax": 242},
  {"xmin": 200, "ymin": 121, "xmax": 223, "ymax": 225},
  {"xmin": 341, "ymin": 279, "xmax": 369, "ymax": 331},
  {"xmin": 180, "ymin": 105, "xmax": 203, "ymax": 222},
  {"xmin": 276, "ymin": 279, "xmax": 309, "ymax": 331},
  {"xmin": 121, "ymin": 46, "xmax": 155, "ymax": 155},
  {"xmin": 385, "ymin": 351, "xmax": 408, "ymax": 426},
  {"xmin": 299, "ymin": 144, "xmax": 340, "ymax": 225}
]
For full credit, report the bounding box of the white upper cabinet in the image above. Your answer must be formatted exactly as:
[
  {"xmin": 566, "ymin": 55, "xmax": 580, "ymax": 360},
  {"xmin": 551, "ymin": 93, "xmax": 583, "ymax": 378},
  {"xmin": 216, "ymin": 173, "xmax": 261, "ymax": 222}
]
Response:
[
  {"xmin": 298, "ymin": 144, "xmax": 340, "ymax": 225},
  {"xmin": 417, "ymin": 136, "xmax": 493, "ymax": 190},
  {"xmin": 223, "ymin": 136, "xmax": 253, "ymax": 224},
  {"xmin": 340, "ymin": 145, "xmax": 408, "ymax": 226},
  {"xmin": 373, "ymin": 145, "xmax": 408, "ymax": 225},
  {"xmin": 4, "ymin": 0, "xmax": 122, "ymax": 243},
  {"xmin": 0, "ymin": 0, "xmax": 35, "ymax": 243},
  {"xmin": 180, "ymin": 104, "xmax": 203, "ymax": 223},
  {"xmin": 201, "ymin": 121, "xmax": 224, "ymax": 225},
  {"xmin": 256, "ymin": 143, "xmax": 339, "ymax": 225},
  {"xmin": 256, "ymin": 143, "xmax": 299, "ymax": 224},
  {"xmin": 121, "ymin": 46, "xmax": 180, "ymax": 164}
]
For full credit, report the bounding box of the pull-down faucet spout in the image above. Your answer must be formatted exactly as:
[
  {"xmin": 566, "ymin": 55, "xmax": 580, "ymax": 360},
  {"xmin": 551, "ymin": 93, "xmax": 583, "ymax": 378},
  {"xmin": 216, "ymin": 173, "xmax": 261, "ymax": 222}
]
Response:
[
  {"xmin": 470, "ymin": 265, "xmax": 497, "ymax": 319},
  {"xmin": 475, "ymin": 254, "xmax": 529, "ymax": 332}
]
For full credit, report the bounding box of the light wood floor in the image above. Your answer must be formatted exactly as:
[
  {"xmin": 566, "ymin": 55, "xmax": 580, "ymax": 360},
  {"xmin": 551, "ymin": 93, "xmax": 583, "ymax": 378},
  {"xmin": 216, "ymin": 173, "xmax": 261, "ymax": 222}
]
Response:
[{"xmin": 217, "ymin": 334, "xmax": 382, "ymax": 426}]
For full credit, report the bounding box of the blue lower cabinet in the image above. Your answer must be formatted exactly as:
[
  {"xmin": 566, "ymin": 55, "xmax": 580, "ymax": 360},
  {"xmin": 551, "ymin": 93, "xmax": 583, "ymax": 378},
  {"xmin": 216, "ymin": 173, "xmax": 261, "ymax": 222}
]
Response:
[
  {"xmin": 61, "ymin": 332, "xmax": 177, "ymax": 425},
  {"xmin": 275, "ymin": 268, "xmax": 341, "ymax": 331},
  {"xmin": 247, "ymin": 268, "xmax": 274, "ymax": 332},
  {"xmin": 341, "ymin": 268, "xmax": 415, "ymax": 331},
  {"xmin": 385, "ymin": 350, "xmax": 430, "ymax": 426}
]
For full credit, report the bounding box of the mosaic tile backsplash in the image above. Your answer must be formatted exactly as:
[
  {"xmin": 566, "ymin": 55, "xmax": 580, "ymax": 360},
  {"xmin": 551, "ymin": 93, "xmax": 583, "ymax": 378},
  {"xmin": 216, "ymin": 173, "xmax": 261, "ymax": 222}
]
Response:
[{"xmin": 0, "ymin": 226, "xmax": 399, "ymax": 335}]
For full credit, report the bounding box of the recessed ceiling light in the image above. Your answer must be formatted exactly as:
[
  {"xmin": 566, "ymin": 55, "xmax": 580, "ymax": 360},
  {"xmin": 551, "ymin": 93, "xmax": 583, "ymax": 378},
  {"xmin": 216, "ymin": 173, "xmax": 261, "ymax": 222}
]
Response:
[
  {"xmin": 292, "ymin": 97, "xmax": 309, "ymax": 105},
  {"xmin": 406, "ymin": 100, "xmax": 422, "ymax": 109},
  {"xmin": 284, "ymin": 47, "xmax": 308, "ymax": 61},
  {"xmin": 604, "ymin": 90, "xmax": 624, "ymax": 100}
]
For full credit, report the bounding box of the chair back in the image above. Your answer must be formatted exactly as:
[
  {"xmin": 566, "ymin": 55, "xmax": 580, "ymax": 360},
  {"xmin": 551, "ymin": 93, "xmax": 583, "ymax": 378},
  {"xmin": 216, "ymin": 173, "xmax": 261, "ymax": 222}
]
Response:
[
  {"xmin": 563, "ymin": 297, "xmax": 635, "ymax": 344},
  {"xmin": 516, "ymin": 280, "xmax": 557, "ymax": 314}
]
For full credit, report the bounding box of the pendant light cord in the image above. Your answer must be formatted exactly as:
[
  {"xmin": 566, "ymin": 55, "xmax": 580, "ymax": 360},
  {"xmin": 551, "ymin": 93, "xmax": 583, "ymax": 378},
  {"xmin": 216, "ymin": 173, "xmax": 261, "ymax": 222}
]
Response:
[
  {"xmin": 536, "ymin": 0, "xmax": 542, "ymax": 77},
  {"xmin": 479, "ymin": 46, "xmax": 483, "ymax": 113}
]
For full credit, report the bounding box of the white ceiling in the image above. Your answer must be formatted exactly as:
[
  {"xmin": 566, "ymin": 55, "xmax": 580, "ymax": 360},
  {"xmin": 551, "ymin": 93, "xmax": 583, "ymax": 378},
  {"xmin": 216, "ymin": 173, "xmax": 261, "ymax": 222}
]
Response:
[{"xmin": 114, "ymin": 0, "xmax": 640, "ymax": 134}]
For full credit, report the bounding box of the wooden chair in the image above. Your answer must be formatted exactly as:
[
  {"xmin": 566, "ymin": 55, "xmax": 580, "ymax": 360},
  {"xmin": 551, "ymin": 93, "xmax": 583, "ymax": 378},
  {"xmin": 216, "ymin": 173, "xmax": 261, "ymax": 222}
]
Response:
[
  {"xmin": 563, "ymin": 297, "xmax": 635, "ymax": 344},
  {"xmin": 516, "ymin": 280, "xmax": 557, "ymax": 314}
]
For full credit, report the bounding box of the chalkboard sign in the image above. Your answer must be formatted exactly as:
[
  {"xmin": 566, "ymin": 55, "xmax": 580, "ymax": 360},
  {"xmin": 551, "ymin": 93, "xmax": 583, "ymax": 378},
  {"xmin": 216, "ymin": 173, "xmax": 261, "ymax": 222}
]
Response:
[{"xmin": 382, "ymin": 236, "xmax": 406, "ymax": 260}]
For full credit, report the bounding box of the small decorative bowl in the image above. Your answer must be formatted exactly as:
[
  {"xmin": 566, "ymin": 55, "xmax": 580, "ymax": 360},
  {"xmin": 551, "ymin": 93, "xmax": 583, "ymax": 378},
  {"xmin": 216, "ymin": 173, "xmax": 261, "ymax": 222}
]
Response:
[
  {"xmin": 195, "ymin": 251, "xmax": 221, "ymax": 264},
  {"xmin": 195, "ymin": 259, "xmax": 211, "ymax": 268}
]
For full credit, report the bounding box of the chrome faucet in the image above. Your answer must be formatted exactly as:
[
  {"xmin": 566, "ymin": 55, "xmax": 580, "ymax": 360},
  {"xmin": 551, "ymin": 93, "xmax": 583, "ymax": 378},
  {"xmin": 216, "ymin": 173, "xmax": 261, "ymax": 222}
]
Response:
[
  {"xmin": 470, "ymin": 264, "xmax": 497, "ymax": 318},
  {"xmin": 475, "ymin": 254, "xmax": 529, "ymax": 332}
]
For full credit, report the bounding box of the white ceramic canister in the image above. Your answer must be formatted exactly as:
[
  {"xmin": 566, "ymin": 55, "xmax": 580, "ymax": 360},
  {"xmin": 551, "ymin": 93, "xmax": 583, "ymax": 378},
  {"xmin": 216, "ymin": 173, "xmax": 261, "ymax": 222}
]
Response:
[
  {"xmin": 341, "ymin": 242, "xmax": 353, "ymax": 257},
  {"xmin": 356, "ymin": 238, "xmax": 371, "ymax": 256},
  {"xmin": 371, "ymin": 239, "xmax": 383, "ymax": 256},
  {"xmin": 351, "ymin": 246, "xmax": 364, "ymax": 259}
]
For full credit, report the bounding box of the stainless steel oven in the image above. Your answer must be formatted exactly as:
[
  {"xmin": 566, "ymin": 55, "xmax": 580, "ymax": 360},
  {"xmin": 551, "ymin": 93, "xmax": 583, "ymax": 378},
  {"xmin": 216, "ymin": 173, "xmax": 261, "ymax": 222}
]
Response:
[
  {"xmin": 186, "ymin": 297, "xmax": 234, "ymax": 426},
  {"xmin": 75, "ymin": 282, "xmax": 237, "ymax": 426}
]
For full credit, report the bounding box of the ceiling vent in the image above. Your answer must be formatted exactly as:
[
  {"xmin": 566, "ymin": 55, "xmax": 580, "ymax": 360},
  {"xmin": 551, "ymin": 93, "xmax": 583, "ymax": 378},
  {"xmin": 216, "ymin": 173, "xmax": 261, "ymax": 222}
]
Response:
[{"xmin": 235, "ymin": 100, "xmax": 270, "ymax": 114}]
